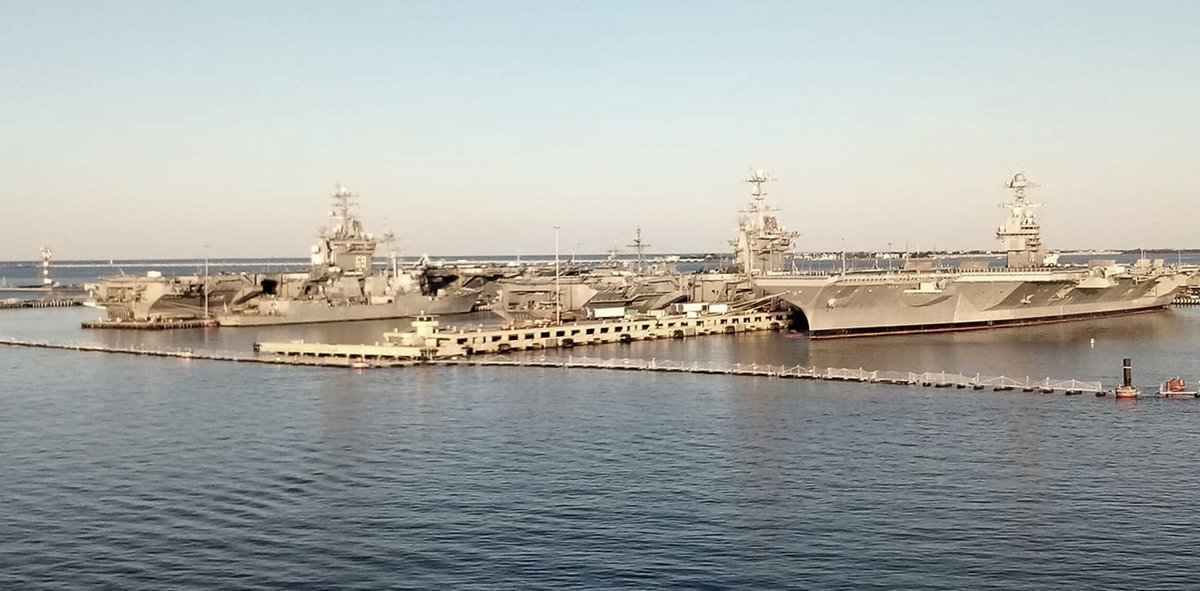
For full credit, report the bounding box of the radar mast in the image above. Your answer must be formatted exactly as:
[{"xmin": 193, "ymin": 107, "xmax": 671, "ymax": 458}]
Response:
[
  {"xmin": 732, "ymin": 168, "xmax": 796, "ymax": 275},
  {"xmin": 996, "ymin": 173, "xmax": 1045, "ymax": 268},
  {"xmin": 627, "ymin": 226, "xmax": 651, "ymax": 273},
  {"xmin": 314, "ymin": 183, "xmax": 377, "ymax": 278}
]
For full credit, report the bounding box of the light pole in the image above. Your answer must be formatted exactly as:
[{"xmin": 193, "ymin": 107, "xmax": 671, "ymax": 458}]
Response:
[
  {"xmin": 554, "ymin": 225, "xmax": 561, "ymax": 324},
  {"xmin": 203, "ymin": 244, "xmax": 210, "ymax": 319},
  {"xmin": 841, "ymin": 237, "xmax": 847, "ymax": 274}
]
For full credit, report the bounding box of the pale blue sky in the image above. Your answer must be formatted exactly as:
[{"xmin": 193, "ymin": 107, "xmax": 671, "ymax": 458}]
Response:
[{"xmin": 2, "ymin": 1, "xmax": 1198, "ymax": 259}]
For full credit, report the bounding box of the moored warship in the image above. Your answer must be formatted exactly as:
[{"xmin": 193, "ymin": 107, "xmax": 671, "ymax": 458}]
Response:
[
  {"xmin": 89, "ymin": 184, "xmax": 479, "ymax": 326},
  {"xmin": 743, "ymin": 171, "xmax": 1187, "ymax": 337},
  {"xmin": 486, "ymin": 226, "xmax": 749, "ymax": 320},
  {"xmin": 215, "ymin": 184, "xmax": 478, "ymax": 326}
]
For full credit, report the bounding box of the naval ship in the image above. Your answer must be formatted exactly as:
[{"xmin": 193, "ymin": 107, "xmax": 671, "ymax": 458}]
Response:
[
  {"xmin": 215, "ymin": 184, "xmax": 479, "ymax": 326},
  {"xmin": 741, "ymin": 171, "xmax": 1187, "ymax": 337},
  {"xmin": 90, "ymin": 184, "xmax": 479, "ymax": 326}
]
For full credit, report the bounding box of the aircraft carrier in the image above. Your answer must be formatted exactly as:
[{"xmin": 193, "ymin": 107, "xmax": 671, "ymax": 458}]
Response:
[
  {"xmin": 89, "ymin": 184, "xmax": 479, "ymax": 326},
  {"xmin": 742, "ymin": 171, "xmax": 1188, "ymax": 337}
]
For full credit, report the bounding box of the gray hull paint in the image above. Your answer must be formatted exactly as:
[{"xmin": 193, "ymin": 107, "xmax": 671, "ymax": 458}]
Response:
[
  {"xmin": 216, "ymin": 292, "xmax": 477, "ymax": 326},
  {"xmin": 754, "ymin": 270, "xmax": 1185, "ymax": 337}
]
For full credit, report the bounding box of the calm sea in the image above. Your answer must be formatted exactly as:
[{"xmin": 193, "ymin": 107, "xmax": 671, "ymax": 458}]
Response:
[{"xmin": 3, "ymin": 260, "xmax": 1200, "ymax": 589}]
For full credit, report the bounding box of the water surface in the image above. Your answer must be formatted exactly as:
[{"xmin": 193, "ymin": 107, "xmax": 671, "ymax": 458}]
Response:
[{"xmin": 3, "ymin": 304, "xmax": 1200, "ymax": 589}]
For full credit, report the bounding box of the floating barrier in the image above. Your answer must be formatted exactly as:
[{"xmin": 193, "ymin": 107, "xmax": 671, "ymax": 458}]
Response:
[
  {"xmin": 0, "ymin": 339, "xmax": 1156, "ymax": 399},
  {"xmin": 0, "ymin": 337, "xmax": 412, "ymax": 368},
  {"xmin": 432, "ymin": 355, "xmax": 1109, "ymax": 395}
]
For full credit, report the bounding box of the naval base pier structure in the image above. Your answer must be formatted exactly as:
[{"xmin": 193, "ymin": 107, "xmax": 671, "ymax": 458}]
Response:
[{"xmin": 255, "ymin": 310, "xmax": 791, "ymax": 362}]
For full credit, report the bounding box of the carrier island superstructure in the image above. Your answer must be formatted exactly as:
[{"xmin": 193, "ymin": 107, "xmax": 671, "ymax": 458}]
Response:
[{"xmin": 746, "ymin": 171, "xmax": 1187, "ymax": 337}]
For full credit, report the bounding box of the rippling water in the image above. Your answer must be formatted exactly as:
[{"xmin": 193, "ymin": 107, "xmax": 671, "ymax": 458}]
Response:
[{"xmin": 5, "ymin": 307, "xmax": 1200, "ymax": 589}]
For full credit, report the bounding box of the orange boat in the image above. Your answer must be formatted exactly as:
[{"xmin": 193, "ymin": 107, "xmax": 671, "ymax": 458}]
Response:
[{"xmin": 1159, "ymin": 377, "xmax": 1198, "ymax": 397}]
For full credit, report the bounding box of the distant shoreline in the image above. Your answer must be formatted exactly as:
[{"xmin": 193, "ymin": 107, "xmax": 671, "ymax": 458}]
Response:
[{"xmin": 5, "ymin": 248, "xmax": 1195, "ymax": 265}]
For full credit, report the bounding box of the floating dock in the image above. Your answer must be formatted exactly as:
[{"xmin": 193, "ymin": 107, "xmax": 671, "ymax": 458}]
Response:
[{"xmin": 255, "ymin": 310, "xmax": 791, "ymax": 361}]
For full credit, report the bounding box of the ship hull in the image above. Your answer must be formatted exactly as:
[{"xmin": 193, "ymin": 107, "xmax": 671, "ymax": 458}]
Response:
[
  {"xmin": 754, "ymin": 269, "xmax": 1186, "ymax": 338},
  {"xmin": 216, "ymin": 292, "xmax": 477, "ymax": 326}
]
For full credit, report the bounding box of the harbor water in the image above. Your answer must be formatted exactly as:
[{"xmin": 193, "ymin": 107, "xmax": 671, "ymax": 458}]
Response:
[{"xmin": 4, "ymin": 275, "xmax": 1200, "ymax": 588}]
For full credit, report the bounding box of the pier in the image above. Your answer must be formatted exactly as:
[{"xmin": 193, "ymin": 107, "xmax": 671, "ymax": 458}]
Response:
[
  {"xmin": 1173, "ymin": 294, "xmax": 1200, "ymax": 306},
  {"xmin": 257, "ymin": 310, "xmax": 791, "ymax": 361},
  {"xmin": 82, "ymin": 318, "xmax": 219, "ymax": 330},
  {"xmin": 0, "ymin": 298, "xmax": 83, "ymax": 310}
]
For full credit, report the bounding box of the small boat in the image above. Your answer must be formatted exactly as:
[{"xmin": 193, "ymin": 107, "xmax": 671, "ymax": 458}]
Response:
[{"xmin": 1159, "ymin": 377, "xmax": 1199, "ymax": 397}]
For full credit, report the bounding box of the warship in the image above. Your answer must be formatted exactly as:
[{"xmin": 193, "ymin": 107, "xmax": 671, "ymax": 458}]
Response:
[
  {"xmin": 215, "ymin": 184, "xmax": 478, "ymax": 326},
  {"xmin": 89, "ymin": 184, "xmax": 479, "ymax": 326},
  {"xmin": 486, "ymin": 227, "xmax": 748, "ymax": 320},
  {"xmin": 741, "ymin": 170, "xmax": 1187, "ymax": 337}
]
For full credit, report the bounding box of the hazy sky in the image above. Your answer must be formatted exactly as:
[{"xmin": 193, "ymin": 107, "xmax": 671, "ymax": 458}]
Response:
[{"xmin": 2, "ymin": 1, "xmax": 1198, "ymax": 260}]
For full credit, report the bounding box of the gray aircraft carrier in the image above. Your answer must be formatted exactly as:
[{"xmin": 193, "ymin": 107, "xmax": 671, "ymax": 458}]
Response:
[
  {"xmin": 88, "ymin": 184, "xmax": 479, "ymax": 326},
  {"xmin": 741, "ymin": 171, "xmax": 1187, "ymax": 337}
]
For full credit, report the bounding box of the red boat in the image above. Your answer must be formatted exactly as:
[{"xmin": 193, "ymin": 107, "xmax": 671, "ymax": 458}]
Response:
[{"xmin": 1159, "ymin": 377, "xmax": 1198, "ymax": 397}]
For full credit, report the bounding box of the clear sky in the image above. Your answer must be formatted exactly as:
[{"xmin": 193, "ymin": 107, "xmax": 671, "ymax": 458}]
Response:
[{"xmin": 2, "ymin": 0, "xmax": 1198, "ymax": 260}]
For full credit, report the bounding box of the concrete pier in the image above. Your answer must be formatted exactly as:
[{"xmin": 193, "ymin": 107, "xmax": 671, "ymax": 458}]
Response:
[
  {"xmin": 1173, "ymin": 293, "xmax": 1200, "ymax": 306},
  {"xmin": 0, "ymin": 298, "xmax": 83, "ymax": 310},
  {"xmin": 82, "ymin": 318, "xmax": 219, "ymax": 330},
  {"xmin": 255, "ymin": 310, "xmax": 791, "ymax": 361}
]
